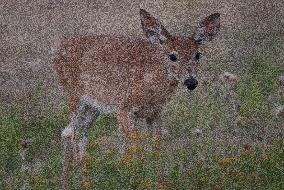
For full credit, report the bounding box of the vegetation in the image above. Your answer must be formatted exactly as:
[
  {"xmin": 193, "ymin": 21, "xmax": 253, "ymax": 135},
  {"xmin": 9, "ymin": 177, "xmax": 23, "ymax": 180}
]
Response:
[
  {"xmin": 0, "ymin": 106, "xmax": 283, "ymax": 189},
  {"xmin": 1, "ymin": 37, "xmax": 283, "ymax": 190}
]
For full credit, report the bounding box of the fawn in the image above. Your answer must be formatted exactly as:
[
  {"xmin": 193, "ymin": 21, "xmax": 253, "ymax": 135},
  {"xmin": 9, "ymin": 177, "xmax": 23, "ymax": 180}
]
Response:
[{"xmin": 53, "ymin": 8, "xmax": 220, "ymax": 186}]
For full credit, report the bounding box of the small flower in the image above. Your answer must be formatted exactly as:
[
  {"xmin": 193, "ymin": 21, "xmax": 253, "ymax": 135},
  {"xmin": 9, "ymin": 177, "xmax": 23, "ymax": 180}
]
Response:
[
  {"xmin": 122, "ymin": 153, "xmax": 132, "ymax": 166},
  {"xmin": 122, "ymin": 145, "xmax": 142, "ymax": 165},
  {"xmin": 220, "ymin": 72, "xmax": 239, "ymax": 84},
  {"xmin": 275, "ymin": 106, "xmax": 284, "ymax": 119},
  {"xmin": 234, "ymin": 116, "xmax": 244, "ymax": 126},
  {"xmin": 266, "ymin": 95, "xmax": 276, "ymax": 104},
  {"xmin": 88, "ymin": 140, "xmax": 99, "ymax": 149},
  {"xmin": 199, "ymin": 176, "xmax": 206, "ymax": 183},
  {"xmin": 0, "ymin": 169, "xmax": 4, "ymax": 178},
  {"xmin": 140, "ymin": 179, "xmax": 152, "ymax": 189},
  {"xmin": 21, "ymin": 138, "xmax": 32, "ymax": 149},
  {"xmin": 220, "ymin": 157, "xmax": 236, "ymax": 166},
  {"xmin": 243, "ymin": 144, "xmax": 251, "ymax": 151},
  {"xmin": 201, "ymin": 76, "xmax": 211, "ymax": 85},
  {"xmin": 82, "ymin": 179, "xmax": 95, "ymax": 189},
  {"xmin": 191, "ymin": 128, "xmax": 202, "ymax": 137},
  {"xmin": 278, "ymin": 75, "xmax": 284, "ymax": 86},
  {"xmin": 33, "ymin": 175, "xmax": 44, "ymax": 184},
  {"xmin": 233, "ymin": 100, "xmax": 241, "ymax": 112},
  {"xmin": 228, "ymin": 171, "xmax": 237, "ymax": 179},
  {"xmin": 129, "ymin": 131, "xmax": 141, "ymax": 141}
]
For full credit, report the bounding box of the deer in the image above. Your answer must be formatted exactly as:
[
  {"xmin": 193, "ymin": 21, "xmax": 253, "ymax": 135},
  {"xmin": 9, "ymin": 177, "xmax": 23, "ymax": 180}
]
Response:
[{"xmin": 53, "ymin": 9, "xmax": 220, "ymax": 187}]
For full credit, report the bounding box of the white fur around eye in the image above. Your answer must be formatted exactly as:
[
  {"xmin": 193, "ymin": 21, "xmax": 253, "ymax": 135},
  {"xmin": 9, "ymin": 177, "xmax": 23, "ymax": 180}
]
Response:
[{"xmin": 169, "ymin": 51, "xmax": 178, "ymax": 56}]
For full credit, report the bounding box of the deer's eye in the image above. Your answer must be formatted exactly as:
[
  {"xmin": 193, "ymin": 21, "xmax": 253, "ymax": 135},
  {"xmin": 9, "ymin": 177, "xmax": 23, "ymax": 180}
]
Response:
[
  {"xmin": 195, "ymin": 52, "xmax": 201, "ymax": 60},
  {"xmin": 169, "ymin": 53, "xmax": 178, "ymax": 62}
]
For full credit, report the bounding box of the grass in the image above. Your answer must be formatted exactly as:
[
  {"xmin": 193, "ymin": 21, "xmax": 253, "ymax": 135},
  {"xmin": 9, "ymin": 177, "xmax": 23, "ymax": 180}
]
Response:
[
  {"xmin": 1, "ymin": 105, "xmax": 283, "ymax": 189},
  {"xmin": 1, "ymin": 86, "xmax": 283, "ymax": 189},
  {"xmin": 0, "ymin": 107, "xmax": 23, "ymax": 177},
  {"xmin": 1, "ymin": 37, "xmax": 284, "ymax": 189},
  {"xmin": 236, "ymin": 47, "xmax": 284, "ymax": 121}
]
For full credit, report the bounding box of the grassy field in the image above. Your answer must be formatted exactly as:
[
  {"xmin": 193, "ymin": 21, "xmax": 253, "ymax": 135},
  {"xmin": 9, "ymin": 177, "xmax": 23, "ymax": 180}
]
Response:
[
  {"xmin": 1, "ymin": 37, "xmax": 284, "ymax": 190},
  {"xmin": 1, "ymin": 0, "xmax": 284, "ymax": 189}
]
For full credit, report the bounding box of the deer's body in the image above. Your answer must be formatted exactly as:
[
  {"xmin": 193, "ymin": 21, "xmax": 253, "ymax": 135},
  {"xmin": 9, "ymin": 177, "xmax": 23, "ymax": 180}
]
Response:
[
  {"xmin": 54, "ymin": 34, "xmax": 182, "ymax": 117},
  {"xmin": 54, "ymin": 9, "xmax": 220, "ymax": 188}
]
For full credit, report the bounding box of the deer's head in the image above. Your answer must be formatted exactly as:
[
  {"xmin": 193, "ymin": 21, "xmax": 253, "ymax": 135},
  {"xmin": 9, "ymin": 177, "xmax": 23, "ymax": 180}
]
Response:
[{"xmin": 140, "ymin": 9, "xmax": 220, "ymax": 90}]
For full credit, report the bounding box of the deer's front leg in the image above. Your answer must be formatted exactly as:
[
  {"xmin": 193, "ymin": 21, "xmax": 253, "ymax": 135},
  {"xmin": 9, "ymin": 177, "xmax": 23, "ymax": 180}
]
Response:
[
  {"xmin": 146, "ymin": 111, "xmax": 163, "ymax": 138},
  {"xmin": 116, "ymin": 109, "xmax": 141, "ymax": 163},
  {"xmin": 146, "ymin": 111, "xmax": 163, "ymax": 154}
]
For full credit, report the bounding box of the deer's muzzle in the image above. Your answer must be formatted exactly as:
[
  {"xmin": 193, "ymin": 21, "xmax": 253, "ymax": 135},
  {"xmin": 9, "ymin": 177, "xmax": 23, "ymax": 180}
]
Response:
[{"xmin": 184, "ymin": 76, "xmax": 198, "ymax": 90}]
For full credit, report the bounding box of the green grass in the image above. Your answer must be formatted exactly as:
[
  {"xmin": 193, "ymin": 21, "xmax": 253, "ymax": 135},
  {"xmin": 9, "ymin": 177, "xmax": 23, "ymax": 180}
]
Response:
[
  {"xmin": 1, "ymin": 105, "xmax": 283, "ymax": 189},
  {"xmin": 0, "ymin": 106, "xmax": 23, "ymax": 177},
  {"xmin": 236, "ymin": 53, "xmax": 284, "ymax": 121},
  {"xmin": 1, "ymin": 88, "xmax": 283, "ymax": 189},
  {"xmin": 1, "ymin": 36, "xmax": 284, "ymax": 189}
]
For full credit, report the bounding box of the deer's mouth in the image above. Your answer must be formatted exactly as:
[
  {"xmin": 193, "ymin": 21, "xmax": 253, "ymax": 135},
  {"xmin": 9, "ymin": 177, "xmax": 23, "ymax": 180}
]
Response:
[{"xmin": 184, "ymin": 76, "xmax": 198, "ymax": 90}]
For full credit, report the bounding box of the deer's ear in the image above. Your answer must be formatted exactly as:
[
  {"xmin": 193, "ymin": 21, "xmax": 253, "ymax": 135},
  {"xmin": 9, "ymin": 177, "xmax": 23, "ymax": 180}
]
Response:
[
  {"xmin": 140, "ymin": 9, "xmax": 171, "ymax": 45},
  {"xmin": 193, "ymin": 13, "xmax": 220, "ymax": 45}
]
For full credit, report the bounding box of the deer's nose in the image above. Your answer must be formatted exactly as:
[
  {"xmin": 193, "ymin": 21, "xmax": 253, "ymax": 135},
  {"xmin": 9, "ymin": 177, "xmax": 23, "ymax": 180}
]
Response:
[{"xmin": 184, "ymin": 76, "xmax": 198, "ymax": 90}]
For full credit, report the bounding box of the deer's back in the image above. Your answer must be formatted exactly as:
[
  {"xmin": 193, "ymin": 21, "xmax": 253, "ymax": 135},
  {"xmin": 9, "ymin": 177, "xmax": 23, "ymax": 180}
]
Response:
[{"xmin": 54, "ymin": 34, "xmax": 176, "ymax": 113}]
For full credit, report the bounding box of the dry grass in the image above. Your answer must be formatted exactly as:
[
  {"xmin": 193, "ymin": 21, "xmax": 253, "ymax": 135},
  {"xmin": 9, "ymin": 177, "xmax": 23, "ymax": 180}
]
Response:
[{"xmin": 1, "ymin": 0, "xmax": 284, "ymax": 189}]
